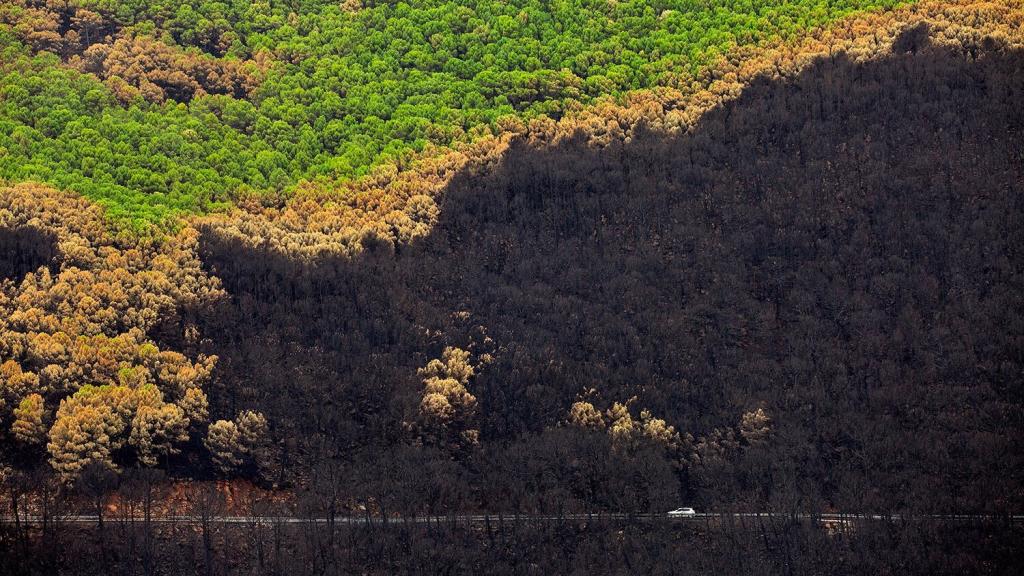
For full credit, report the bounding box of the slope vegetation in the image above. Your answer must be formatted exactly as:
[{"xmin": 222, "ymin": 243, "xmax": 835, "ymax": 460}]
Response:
[
  {"xmin": 0, "ymin": 0, "xmax": 1021, "ymax": 518},
  {"xmin": 0, "ymin": 0, "xmax": 907, "ymax": 226},
  {"xmin": 195, "ymin": 0, "xmax": 1024, "ymax": 512}
]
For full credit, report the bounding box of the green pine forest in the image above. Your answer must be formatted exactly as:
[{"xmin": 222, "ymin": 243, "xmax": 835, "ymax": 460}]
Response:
[{"xmin": 1, "ymin": 0, "xmax": 905, "ymax": 228}]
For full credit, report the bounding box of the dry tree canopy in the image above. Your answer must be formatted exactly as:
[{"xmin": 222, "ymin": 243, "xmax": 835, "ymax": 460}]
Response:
[
  {"xmin": 200, "ymin": 0, "xmax": 1024, "ymax": 264},
  {"xmin": 0, "ymin": 0, "xmax": 1020, "ymax": 523},
  {"xmin": 1, "ymin": 0, "xmax": 939, "ymax": 229},
  {"xmin": 0, "ymin": 0, "xmax": 268, "ymax": 102},
  {"xmin": 0, "ymin": 183, "xmax": 222, "ymax": 480}
]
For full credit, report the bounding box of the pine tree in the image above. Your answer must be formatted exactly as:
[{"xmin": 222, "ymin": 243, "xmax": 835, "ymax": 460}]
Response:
[
  {"xmin": 567, "ymin": 401, "xmax": 605, "ymax": 429},
  {"xmin": 739, "ymin": 408, "xmax": 771, "ymax": 446},
  {"xmin": 11, "ymin": 393, "xmax": 46, "ymax": 445},
  {"xmin": 205, "ymin": 420, "xmax": 243, "ymax": 475},
  {"xmin": 47, "ymin": 402, "xmax": 122, "ymax": 481},
  {"xmin": 179, "ymin": 387, "xmax": 209, "ymax": 428},
  {"xmin": 130, "ymin": 404, "xmax": 188, "ymax": 467},
  {"xmin": 414, "ymin": 347, "xmax": 479, "ymax": 449}
]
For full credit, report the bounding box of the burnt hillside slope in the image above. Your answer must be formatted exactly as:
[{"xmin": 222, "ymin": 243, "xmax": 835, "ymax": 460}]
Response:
[{"xmin": 196, "ymin": 32, "xmax": 1024, "ymax": 512}]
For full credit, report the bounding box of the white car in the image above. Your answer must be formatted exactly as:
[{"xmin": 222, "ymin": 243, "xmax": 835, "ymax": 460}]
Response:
[{"xmin": 667, "ymin": 507, "xmax": 697, "ymax": 517}]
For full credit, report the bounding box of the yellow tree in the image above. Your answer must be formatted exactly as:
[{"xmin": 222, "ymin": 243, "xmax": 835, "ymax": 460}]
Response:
[
  {"xmin": 739, "ymin": 408, "xmax": 771, "ymax": 446},
  {"xmin": 567, "ymin": 401, "xmax": 606, "ymax": 429},
  {"xmin": 605, "ymin": 401, "xmax": 636, "ymax": 445},
  {"xmin": 205, "ymin": 419, "xmax": 243, "ymax": 475},
  {"xmin": 11, "ymin": 393, "xmax": 46, "ymax": 445},
  {"xmin": 415, "ymin": 347, "xmax": 479, "ymax": 449},
  {"xmin": 179, "ymin": 387, "xmax": 209, "ymax": 429},
  {"xmin": 130, "ymin": 403, "xmax": 188, "ymax": 467},
  {"xmin": 47, "ymin": 401, "xmax": 122, "ymax": 481},
  {"xmin": 638, "ymin": 409, "xmax": 682, "ymax": 450},
  {"xmin": 0, "ymin": 360, "xmax": 39, "ymax": 418},
  {"xmin": 235, "ymin": 410, "xmax": 269, "ymax": 449}
]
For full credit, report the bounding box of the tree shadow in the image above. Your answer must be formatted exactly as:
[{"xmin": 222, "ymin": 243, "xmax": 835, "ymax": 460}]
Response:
[{"xmin": 193, "ymin": 32, "xmax": 1024, "ymax": 508}]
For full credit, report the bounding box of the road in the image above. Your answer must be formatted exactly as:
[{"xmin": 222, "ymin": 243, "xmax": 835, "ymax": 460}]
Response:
[{"xmin": 1, "ymin": 512, "xmax": 1021, "ymax": 526}]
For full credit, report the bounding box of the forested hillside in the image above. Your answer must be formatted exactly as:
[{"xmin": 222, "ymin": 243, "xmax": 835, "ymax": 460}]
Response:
[
  {"xmin": 2, "ymin": 0, "xmax": 1024, "ymax": 574},
  {"xmin": 1, "ymin": 0, "xmax": 905, "ymax": 226},
  {"xmin": 196, "ymin": 1, "xmax": 1024, "ymax": 515}
]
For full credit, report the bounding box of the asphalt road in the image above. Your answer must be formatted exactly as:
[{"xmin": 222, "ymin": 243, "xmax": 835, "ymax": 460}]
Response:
[{"xmin": 1, "ymin": 512, "xmax": 1021, "ymax": 525}]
